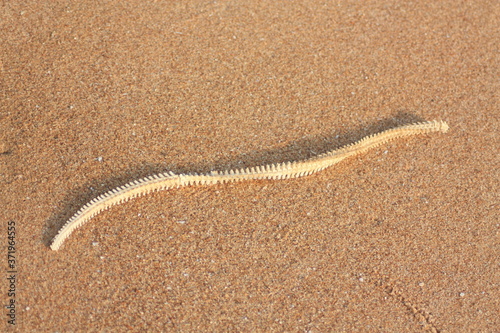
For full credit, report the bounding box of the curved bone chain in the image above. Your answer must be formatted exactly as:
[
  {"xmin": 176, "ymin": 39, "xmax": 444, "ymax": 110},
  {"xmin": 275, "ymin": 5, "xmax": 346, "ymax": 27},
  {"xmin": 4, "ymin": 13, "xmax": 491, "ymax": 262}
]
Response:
[{"xmin": 50, "ymin": 120, "xmax": 449, "ymax": 250}]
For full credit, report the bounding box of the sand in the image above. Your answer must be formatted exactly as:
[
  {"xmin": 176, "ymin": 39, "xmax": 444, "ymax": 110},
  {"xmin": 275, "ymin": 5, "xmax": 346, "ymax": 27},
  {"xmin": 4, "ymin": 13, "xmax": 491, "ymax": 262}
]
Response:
[{"xmin": 1, "ymin": 0, "xmax": 498, "ymax": 331}]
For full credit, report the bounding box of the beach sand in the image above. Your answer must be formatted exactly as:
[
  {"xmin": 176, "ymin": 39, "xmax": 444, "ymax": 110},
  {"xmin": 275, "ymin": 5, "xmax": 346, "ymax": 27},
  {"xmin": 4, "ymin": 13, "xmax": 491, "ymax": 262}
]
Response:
[{"xmin": 1, "ymin": 0, "xmax": 498, "ymax": 331}]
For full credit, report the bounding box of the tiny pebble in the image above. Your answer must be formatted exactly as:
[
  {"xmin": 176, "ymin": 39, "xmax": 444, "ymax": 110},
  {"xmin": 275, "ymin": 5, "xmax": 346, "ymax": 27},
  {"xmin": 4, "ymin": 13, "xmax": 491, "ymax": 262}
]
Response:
[
  {"xmin": 0, "ymin": 143, "xmax": 9, "ymax": 154},
  {"xmin": 459, "ymin": 292, "xmax": 465, "ymax": 297}
]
